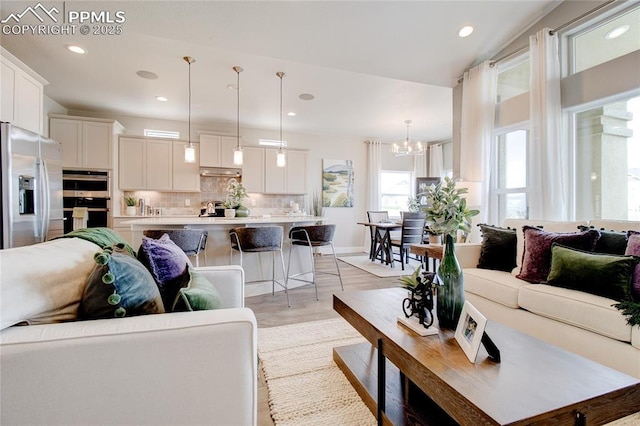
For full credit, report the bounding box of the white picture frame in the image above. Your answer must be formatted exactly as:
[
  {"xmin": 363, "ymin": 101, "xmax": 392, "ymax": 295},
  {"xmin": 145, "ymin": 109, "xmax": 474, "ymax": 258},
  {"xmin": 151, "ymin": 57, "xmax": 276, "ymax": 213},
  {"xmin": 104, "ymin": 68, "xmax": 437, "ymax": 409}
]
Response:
[{"xmin": 454, "ymin": 301, "xmax": 487, "ymax": 363}]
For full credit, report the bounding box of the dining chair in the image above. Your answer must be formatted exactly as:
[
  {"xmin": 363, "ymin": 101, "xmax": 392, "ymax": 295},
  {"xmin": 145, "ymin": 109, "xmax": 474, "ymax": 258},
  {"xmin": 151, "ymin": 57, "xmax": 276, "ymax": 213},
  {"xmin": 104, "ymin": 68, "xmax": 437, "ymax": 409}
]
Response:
[
  {"xmin": 390, "ymin": 211, "xmax": 426, "ymax": 270},
  {"xmin": 366, "ymin": 211, "xmax": 389, "ymax": 260}
]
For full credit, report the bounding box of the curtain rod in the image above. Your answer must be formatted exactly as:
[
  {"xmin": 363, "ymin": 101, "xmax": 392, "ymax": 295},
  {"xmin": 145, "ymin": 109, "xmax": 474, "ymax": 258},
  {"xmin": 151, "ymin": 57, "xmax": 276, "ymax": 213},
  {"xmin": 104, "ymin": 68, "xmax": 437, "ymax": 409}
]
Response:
[{"xmin": 456, "ymin": 0, "xmax": 619, "ymax": 77}]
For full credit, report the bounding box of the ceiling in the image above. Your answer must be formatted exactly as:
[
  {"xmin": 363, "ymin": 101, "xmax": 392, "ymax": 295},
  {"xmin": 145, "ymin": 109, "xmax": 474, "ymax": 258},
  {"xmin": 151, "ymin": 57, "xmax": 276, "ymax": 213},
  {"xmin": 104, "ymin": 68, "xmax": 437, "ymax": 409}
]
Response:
[{"xmin": 0, "ymin": 0, "xmax": 560, "ymax": 141}]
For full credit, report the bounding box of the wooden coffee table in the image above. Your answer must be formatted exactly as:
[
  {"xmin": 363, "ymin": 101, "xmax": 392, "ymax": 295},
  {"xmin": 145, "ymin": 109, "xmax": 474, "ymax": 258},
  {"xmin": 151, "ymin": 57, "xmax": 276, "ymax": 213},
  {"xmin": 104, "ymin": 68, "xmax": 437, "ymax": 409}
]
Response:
[{"xmin": 333, "ymin": 288, "xmax": 640, "ymax": 425}]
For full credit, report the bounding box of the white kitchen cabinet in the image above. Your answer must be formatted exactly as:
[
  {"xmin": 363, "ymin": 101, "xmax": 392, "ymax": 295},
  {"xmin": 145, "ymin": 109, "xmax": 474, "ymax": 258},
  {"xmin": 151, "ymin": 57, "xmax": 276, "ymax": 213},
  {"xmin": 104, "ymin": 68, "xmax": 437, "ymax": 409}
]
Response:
[
  {"xmin": 264, "ymin": 148, "xmax": 308, "ymax": 194},
  {"xmin": 1, "ymin": 47, "xmax": 47, "ymax": 134},
  {"xmin": 242, "ymin": 146, "xmax": 265, "ymax": 193},
  {"xmin": 112, "ymin": 217, "xmax": 134, "ymax": 246},
  {"xmin": 146, "ymin": 139, "xmax": 172, "ymax": 191},
  {"xmin": 172, "ymin": 141, "xmax": 200, "ymax": 191},
  {"xmin": 119, "ymin": 136, "xmax": 198, "ymax": 191},
  {"xmin": 50, "ymin": 115, "xmax": 124, "ymax": 170},
  {"xmin": 199, "ymin": 134, "xmax": 241, "ymax": 168}
]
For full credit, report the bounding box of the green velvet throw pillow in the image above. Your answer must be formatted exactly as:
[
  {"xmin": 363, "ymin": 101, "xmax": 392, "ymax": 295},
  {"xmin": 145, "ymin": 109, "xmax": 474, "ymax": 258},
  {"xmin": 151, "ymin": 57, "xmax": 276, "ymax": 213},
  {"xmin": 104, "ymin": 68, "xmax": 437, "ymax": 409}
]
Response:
[
  {"xmin": 172, "ymin": 266, "xmax": 222, "ymax": 311},
  {"xmin": 546, "ymin": 243, "xmax": 639, "ymax": 301}
]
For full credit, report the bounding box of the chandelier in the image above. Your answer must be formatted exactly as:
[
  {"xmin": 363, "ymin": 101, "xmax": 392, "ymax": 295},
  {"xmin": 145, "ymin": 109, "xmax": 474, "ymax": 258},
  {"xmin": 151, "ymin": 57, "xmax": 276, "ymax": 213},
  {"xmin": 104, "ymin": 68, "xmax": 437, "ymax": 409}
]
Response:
[{"xmin": 392, "ymin": 120, "xmax": 425, "ymax": 156}]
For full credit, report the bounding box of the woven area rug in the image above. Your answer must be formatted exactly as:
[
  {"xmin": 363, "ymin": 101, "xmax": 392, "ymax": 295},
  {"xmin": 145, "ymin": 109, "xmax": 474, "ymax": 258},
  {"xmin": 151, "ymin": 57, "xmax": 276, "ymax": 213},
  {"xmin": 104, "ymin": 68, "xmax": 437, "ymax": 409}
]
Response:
[
  {"xmin": 258, "ymin": 318, "xmax": 376, "ymax": 426},
  {"xmin": 338, "ymin": 254, "xmax": 422, "ymax": 277},
  {"xmin": 258, "ymin": 318, "xmax": 640, "ymax": 426}
]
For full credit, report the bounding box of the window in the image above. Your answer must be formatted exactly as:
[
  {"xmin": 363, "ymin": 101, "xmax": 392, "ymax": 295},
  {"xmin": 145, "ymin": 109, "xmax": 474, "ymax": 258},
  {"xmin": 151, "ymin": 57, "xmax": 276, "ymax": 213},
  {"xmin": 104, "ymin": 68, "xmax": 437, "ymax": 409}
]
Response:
[
  {"xmin": 496, "ymin": 54, "xmax": 530, "ymax": 103},
  {"xmin": 380, "ymin": 171, "xmax": 412, "ymax": 218},
  {"xmin": 573, "ymin": 95, "xmax": 640, "ymax": 220},
  {"xmin": 571, "ymin": 5, "xmax": 640, "ymax": 74},
  {"xmin": 494, "ymin": 129, "xmax": 528, "ymax": 222}
]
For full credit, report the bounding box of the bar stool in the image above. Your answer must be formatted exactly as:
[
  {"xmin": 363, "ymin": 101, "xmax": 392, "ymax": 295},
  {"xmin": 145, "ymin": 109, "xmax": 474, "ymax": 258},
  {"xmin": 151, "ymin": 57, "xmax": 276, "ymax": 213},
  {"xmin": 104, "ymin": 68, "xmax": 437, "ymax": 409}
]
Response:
[
  {"xmin": 143, "ymin": 229, "xmax": 208, "ymax": 267},
  {"xmin": 229, "ymin": 226, "xmax": 289, "ymax": 306},
  {"xmin": 286, "ymin": 224, "xmax": 343, "ymax": 301}
]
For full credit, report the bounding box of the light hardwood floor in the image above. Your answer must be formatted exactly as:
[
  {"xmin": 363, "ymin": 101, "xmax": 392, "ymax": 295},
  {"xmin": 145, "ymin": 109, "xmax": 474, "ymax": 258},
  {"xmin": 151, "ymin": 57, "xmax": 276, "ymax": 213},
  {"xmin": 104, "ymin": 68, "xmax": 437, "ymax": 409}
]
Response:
[{"xmin": 246, "ymin": 253, "xmax": 402, "ymax": 426}]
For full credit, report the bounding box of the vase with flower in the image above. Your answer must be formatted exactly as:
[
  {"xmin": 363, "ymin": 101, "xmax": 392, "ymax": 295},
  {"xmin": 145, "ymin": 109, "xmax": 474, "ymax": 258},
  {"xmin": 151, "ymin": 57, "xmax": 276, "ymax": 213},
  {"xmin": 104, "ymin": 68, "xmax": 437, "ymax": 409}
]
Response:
[
  {"xmin": 421, "ymin": 177, "xmax": 479, "ymax": 329},
  {"xmin": 223, "ymin": 178, "xmax": 249, "ymax": 217}
]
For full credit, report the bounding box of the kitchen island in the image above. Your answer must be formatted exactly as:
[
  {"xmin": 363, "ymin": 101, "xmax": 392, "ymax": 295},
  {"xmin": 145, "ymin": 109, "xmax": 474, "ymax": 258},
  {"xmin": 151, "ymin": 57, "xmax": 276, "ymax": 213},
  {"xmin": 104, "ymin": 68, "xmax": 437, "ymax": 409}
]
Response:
[{"xmin": 122, "ymin": 215, "xmax": 325, "ymax": 287}]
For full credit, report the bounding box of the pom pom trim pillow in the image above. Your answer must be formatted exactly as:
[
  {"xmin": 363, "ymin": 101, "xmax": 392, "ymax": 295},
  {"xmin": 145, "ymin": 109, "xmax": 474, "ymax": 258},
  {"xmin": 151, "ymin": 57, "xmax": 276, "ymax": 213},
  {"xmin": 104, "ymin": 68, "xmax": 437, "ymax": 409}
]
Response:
[
  {"xmin": 517, "ymin": 226, "xmax": 600, "ymax": 283},
  {"xmin": 547, "ymin": 243, "xmax": 638, "ymax": 301}
]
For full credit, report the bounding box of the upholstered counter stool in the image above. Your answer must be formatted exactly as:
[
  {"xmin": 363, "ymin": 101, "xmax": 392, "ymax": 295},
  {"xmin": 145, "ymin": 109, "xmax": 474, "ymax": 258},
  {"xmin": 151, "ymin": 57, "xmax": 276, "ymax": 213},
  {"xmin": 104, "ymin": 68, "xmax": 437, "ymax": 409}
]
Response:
[
  {"xmin": 142, "ymin": 229, "xmax": 208, "ymax": 267},
  {"xmin": 229, "ymin": 226, "xmax": 289, "ymax": 306},
  {"xmin": 286, "ymin": 224, "xmax": 343, "ymax": 301}
]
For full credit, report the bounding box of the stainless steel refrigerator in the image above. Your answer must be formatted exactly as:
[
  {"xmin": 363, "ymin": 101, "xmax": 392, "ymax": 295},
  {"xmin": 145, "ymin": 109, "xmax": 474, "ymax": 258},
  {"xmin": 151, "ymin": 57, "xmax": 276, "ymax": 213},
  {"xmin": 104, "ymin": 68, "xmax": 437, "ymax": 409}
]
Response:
[{"xmin": 1, "ymin": 122, "xmax": 64, "ymax": 249}]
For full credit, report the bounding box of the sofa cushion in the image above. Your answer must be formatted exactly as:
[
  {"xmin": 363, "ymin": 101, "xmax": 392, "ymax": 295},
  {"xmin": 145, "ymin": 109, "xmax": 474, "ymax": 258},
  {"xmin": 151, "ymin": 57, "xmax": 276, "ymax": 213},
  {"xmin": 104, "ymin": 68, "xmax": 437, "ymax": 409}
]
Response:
[
  {"xmin": 518, "ymin": 284, "xmax": 632, "ymax": 342},
  {"xmin": 577, "ymin": 225, "xmax": 628, "ymax": 255},
  {"xmin": 79, "ymin": 245, "xmax": 165, "ymax": 320},
  {"xmin": 463, "ymin": 268, "xmax": 528, "ymax": 308},
  {"xmin": 546, "ymin": 244, "xmax": 637, "ymax": 301},
  {"xmin": 477, "ymin": 224, "xmax": 517, "ymax": 272},
  {"xmin": 172, "ymin": 266, "xmax": 222, "ymax": 311},
  {"xmin": 516, "ymin": 226, "xmax": 600, "ymax": 283},
  {"xmin": 137, "ymin": 234, "xmax": 192, "ymax": 310},
  {"xmin": 625, "ymin": 232, "xmax": 640, "ymax": 301},
  {"xmin": 0, "ymin": 238, "xmax": 98, "ymax": 330},
  {"xmin": 502, "ymin": 219, "xmax": 588, "ymax": 272}
]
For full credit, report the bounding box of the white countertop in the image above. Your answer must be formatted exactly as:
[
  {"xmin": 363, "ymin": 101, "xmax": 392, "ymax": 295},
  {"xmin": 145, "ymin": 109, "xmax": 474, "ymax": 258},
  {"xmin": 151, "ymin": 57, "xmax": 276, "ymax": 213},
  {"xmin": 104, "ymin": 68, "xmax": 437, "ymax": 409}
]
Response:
[{"xmin": 122, "ymin": 215, "xmax": 325, "ymax": 227}]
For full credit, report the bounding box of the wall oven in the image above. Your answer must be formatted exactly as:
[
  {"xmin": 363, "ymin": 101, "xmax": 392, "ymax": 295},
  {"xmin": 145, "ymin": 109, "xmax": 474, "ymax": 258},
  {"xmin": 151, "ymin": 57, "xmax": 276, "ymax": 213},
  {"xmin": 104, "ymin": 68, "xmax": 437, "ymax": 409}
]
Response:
[{"xmin": 62, "ymin": 169, "xmax": 112, "ymax": 234}]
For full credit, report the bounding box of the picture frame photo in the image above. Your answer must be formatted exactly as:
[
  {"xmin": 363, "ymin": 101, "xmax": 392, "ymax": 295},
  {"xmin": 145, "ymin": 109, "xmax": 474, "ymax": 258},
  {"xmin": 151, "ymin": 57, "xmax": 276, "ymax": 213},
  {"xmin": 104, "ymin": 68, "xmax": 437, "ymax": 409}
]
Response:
[
  {"xmin": 454, "ymin": 301, "xmax": 488, "ymax": 363},
  {"xmin": 415, "ymin": 177, "xmax": 440, "ymax": 206}
]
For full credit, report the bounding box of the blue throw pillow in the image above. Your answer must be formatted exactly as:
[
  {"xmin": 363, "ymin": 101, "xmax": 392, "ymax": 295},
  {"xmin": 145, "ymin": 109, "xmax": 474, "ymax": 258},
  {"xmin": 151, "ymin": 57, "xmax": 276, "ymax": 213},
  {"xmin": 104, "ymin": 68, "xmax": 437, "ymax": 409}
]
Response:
[{"xmin": 79, "ymin": 245, "xmax": 165, "ymax": 319}]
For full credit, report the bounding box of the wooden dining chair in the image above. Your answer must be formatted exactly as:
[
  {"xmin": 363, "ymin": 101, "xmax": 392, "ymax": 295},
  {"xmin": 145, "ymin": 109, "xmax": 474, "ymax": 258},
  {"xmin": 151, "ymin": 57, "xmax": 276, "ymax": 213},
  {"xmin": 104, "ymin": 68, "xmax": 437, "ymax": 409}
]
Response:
[
  {"xmin": 390, "ymin": 211, "xmax": 426, "ymax": 270},
  {"xmin": 366, "ymin": 211, "xmax": 389, "ymax": 260}
]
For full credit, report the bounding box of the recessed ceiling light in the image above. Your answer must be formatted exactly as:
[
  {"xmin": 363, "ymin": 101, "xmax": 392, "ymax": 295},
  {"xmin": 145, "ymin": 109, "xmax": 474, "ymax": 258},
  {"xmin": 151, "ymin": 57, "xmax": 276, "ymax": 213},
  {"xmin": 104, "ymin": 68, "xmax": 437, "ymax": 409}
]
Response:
[
  {"xmin": 458, "ymin": 26, "xmax": 474, "ymax": 38},
  {"xmin": 156, "ymin": 96, "xmax": 168, "ymax": 102},
  {"xmin": 288, "ymin": 112, "xmax": 296, "ymax": 117},
  {"xmin": 605, "ymin": 25, "xmax": 629, "ymax": 40},
  {"xmin": 299, "ymin": 93, "xmax": 315, "ymax": 101},
  {"xmin": 136, "ymin": 70, "xmax": 158, "ymax": 80},
  {"xmin": 66, "ymin": 45, "xmax": 85, "ymax": 54}
]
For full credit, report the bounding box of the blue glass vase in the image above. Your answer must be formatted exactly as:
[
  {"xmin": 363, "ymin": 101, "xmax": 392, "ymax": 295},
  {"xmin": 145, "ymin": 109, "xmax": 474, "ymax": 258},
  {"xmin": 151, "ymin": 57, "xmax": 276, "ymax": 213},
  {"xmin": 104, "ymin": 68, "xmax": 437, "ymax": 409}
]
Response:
[{"xmin": 436, "ymin": 233, "xmax": 464, "ymax": 329}]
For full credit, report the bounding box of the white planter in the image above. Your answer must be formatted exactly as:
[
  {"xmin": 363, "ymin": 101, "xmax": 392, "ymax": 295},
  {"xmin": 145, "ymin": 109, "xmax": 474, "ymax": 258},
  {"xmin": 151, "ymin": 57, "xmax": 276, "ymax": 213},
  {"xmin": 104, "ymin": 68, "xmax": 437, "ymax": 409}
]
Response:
[
  {"xmin": 224, "ymin": 209, "xmax": 236, "ymax": 218},
  {"xmin": 126, "ymin": 206, "xmax": 137, "ymax": 216}
]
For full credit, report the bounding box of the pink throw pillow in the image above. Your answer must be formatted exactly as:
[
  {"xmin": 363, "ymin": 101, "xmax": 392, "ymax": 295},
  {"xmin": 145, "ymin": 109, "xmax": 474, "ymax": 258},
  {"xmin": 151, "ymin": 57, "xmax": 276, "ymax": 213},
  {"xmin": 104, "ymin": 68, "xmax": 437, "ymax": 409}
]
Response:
[{"xmin": 625, "ymin": 232, "xmax": 640, "ymax": 301}]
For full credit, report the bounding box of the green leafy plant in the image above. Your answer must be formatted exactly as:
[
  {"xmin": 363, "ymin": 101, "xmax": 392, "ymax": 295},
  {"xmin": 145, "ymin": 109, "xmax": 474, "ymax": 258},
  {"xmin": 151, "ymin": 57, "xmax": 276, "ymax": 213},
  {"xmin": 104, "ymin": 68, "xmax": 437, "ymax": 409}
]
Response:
[
  {"xmin": 124, "ymin": 196, "xmax": 137, "ymax": 207},
  {"xmin": 398, "ymin": 265, "xmax": 423, "ymax": 290},
  {"xmin": 223, "ymin": 178, "xmax": 247, "ymax": 208},
  {"xmin": 420, "ymin": 176, "xmax": 479, "ymax": 237},
  {"xmin": 613, "ymin": 301, "xmax": 640, "ymax": 327}
]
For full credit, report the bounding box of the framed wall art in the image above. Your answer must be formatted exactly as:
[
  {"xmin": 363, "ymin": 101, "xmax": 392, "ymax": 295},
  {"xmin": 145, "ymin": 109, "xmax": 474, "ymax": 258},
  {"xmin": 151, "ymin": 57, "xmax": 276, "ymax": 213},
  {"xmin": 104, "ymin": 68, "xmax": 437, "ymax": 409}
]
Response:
[
  {"xmin": 322, "ymin": 159, "xmax": 354, "ymax": 207},
  {"xmin": 416, "ymin": 177, "xmax": 440, "ymax": 206}
]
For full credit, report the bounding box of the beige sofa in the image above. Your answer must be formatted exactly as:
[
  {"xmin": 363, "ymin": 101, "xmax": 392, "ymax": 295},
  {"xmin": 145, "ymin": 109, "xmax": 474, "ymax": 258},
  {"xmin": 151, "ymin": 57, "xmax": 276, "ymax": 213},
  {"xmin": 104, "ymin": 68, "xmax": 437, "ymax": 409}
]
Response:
[
  {"xmin": 0, "ymin": 238, "xmax": 257, "ymax": 425},
  {"xmin": 456, "ymin": 219, "xmax": 640, "ymax": 379}
]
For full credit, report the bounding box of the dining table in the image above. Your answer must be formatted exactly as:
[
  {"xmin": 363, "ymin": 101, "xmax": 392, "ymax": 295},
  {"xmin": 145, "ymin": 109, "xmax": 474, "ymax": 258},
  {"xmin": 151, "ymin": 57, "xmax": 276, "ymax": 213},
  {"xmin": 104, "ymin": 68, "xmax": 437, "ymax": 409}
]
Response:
[{"xmin": 357, "ymin": 221, "xmax": 402, "ymax": 267}]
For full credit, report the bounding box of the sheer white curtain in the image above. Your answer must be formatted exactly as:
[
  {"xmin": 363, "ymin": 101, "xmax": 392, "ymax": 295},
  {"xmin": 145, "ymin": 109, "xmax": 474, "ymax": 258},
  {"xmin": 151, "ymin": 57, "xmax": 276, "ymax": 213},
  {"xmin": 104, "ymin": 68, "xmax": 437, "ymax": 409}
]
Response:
[
  {"xmin": 428, "ymin": 144, "xmax": 444, "ymax": 178},
  {"xmin": 460, "ymin": 60, "xmax": 497, "ymax": 226},
  {"xmin": 529, "ymin": 28, "xmax": 567, "ymax": 220},
  {"xmin": 414, "ymin": 153, "xmax": 427, "ymax": 183},
  {"xmin": 366, "ymin": 140, "xmax": 382, "ymax": 211}
]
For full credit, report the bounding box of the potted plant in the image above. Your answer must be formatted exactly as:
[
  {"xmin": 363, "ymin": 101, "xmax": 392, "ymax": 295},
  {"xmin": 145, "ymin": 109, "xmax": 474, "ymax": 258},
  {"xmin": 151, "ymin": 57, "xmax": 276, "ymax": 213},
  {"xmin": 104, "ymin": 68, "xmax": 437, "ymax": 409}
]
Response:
[
  {"xmin": 124, "ymin": 196, "xmax": 137, "ymax": 216},
  {"xmin": 224, "ymin": 178, "xmax": 249, "ymax": 217},
  {"xmin": 420, "ymin": 176, "xmax": 479, "ymax": 328}
]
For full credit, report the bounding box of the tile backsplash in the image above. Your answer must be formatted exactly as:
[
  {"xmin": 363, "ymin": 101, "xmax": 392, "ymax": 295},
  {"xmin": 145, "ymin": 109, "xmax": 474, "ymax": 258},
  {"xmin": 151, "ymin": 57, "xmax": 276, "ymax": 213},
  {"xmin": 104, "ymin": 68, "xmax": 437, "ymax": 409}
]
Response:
[{"xmin": 123, "ymin": 176, "xmax": 307, "ymax": 216}]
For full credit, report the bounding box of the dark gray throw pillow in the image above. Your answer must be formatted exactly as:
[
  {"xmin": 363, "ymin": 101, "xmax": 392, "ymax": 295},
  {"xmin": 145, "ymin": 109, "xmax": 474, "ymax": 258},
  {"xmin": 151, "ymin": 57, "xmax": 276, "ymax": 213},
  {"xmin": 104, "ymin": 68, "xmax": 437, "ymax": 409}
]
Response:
[
  {"xmin": 477, "ymin": 224, "xmax": 517, "ymax": 272},
  {"xmin": 577, "ymin": 225, "xmax": 628, "ymax": 255}
]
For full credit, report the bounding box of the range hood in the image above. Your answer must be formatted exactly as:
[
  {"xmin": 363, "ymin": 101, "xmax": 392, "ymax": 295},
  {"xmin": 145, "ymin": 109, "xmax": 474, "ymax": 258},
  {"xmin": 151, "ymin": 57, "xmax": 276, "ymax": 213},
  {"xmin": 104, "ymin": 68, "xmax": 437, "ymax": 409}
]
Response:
[{"xmin": 199, "ymin": 167, "xmax": 242, "ymax": 177}]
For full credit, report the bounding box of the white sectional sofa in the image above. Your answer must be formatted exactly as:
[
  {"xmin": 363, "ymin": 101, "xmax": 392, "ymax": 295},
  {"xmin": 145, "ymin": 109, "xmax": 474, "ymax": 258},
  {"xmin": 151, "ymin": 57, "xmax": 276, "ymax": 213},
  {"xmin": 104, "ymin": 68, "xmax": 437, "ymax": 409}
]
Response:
[
  {"xmin": 456, "ymin": 219, "xmax": 640, "ymax": 379},
  {"xmin": 0, "ymin": 238, "xmax": 257, "ymax": 426}
]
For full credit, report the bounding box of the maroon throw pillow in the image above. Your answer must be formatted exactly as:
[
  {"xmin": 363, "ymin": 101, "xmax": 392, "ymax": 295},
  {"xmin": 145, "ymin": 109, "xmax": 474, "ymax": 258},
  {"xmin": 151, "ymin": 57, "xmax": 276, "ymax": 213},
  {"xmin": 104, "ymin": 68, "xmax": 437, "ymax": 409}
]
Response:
[
  {"xmin": 516, "ymin": 226, "xmax": 600, "ymax": 283},
  {"xmin": 625, "ymin": 232, "xmax": 640, "ymax": 301}
]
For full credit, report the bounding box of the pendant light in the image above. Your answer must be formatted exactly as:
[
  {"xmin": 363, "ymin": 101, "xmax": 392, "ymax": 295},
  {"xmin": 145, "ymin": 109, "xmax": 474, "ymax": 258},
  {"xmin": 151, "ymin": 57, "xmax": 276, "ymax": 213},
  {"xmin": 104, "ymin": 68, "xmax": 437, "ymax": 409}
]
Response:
[
  {"xmin": 232, "ymin": 66, "xmax": 244, "ymax": 166},
  {"xmin": 392, "ymin": 119, "xmax": 425, "ymax": 156},
  {"xmin": 276, "ymin": 71, "xmax": 286, "ymax": 168},
  {"xmin": 183, "ymin": 56, "xmax": 196, "ymax": 163}
]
